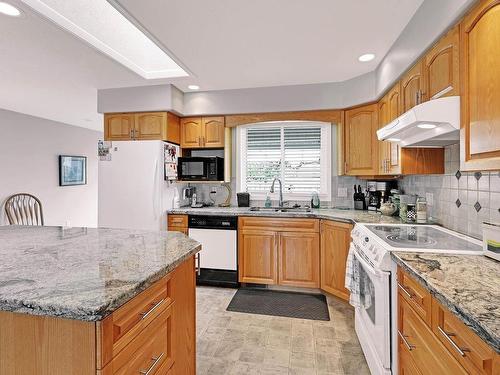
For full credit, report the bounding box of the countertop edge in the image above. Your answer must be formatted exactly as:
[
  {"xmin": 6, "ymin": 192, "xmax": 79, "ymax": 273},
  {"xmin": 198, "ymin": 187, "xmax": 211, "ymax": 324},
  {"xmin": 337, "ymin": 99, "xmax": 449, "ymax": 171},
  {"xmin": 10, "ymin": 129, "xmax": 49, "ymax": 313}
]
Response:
[
  {"xmin": 166, "ymin": 208, "xmax": 400, "ymax": 225},
  {"xmin": 391, "ymin": 253, "xmax": 500, "ymax": 354},
  {"xmin": 0, "ymin": 244, "xmax": 201, "ymax": 323}
]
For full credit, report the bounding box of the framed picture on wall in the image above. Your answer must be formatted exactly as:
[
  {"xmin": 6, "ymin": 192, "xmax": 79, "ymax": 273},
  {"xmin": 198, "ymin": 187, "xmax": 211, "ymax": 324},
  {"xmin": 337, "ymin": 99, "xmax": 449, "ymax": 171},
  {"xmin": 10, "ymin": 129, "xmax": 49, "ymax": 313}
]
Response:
[{"xmin": 59, "ymin": 155, "xmax": 87, "ymax": 186}]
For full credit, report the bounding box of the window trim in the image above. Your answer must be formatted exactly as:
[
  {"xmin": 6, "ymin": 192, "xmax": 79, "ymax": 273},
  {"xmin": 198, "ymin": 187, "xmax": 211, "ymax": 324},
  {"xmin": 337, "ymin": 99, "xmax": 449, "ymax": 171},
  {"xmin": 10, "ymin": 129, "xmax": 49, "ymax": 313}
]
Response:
[{"xmin": 236, "ymin": 121, "xmax": 332, "ymax": 202}]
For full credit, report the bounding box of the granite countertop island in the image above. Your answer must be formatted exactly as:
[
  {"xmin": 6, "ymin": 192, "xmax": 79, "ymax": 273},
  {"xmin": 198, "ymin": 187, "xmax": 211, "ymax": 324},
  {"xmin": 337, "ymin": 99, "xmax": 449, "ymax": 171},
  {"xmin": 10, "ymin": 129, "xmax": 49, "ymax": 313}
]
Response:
[
  {"xmin": 392, "ymin": 252, "xmax": 500, "ymax": 353},
  {"xmin": 167, "ymin": 206, "xmax": 403, "ymax": 224},
  {"xmin": 0, "ymin": 226, "xmax": 201, "ymax": 321}
]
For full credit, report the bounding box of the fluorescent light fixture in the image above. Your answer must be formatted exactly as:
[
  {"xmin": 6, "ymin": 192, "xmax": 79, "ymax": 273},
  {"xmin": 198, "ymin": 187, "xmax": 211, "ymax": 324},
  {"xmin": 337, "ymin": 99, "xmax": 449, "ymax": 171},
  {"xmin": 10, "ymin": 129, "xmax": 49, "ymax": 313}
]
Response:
[
  {"xmin": 20, "ymin": 0, "xmax": 188, "ymax": 79},
  {"xmin": 417, "ymin": 124, "xmax": 437, "ymax": 129},
  {"xmin": 0, "ymin": 2, "xmax": 22, "ymax": 16},
  {"xmin": 358, "ymin": 53, "xmax": 375, "ymax": 62},
  {"xmin": 387, "ymin": 138, "xmax": 401, "ymax": 142},
  {"xmin": 188, "ymin": 85, "xmax": 200, "ymax": 90}
]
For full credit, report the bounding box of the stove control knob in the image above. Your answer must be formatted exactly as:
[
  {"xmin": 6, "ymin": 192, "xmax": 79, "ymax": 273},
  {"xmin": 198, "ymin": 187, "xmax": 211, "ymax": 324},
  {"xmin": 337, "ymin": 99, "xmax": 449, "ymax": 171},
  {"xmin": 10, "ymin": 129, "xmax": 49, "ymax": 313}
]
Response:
[{"xmin": 364, "ymin": 237, "xmax": 369, "ymax": 243}]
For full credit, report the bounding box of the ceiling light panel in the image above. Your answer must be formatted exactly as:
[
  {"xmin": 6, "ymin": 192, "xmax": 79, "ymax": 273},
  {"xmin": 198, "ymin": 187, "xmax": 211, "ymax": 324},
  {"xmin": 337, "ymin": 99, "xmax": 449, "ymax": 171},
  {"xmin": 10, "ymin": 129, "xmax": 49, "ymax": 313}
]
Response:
[
  {"xmin": 0, "ymin": 2, "xmax": 22, "ymax": 16},
  {"xmin": 20, "ymin": 0, "xmax": 188, "ymax": 79}
]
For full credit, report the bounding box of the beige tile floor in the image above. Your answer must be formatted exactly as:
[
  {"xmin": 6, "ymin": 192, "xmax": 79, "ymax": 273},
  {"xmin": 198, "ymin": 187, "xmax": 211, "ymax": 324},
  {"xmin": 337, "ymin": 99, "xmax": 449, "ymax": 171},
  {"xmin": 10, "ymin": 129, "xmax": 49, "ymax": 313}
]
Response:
[{"xmin": 196, "ymin": 287, "xmax": 370, "ymax": 375}]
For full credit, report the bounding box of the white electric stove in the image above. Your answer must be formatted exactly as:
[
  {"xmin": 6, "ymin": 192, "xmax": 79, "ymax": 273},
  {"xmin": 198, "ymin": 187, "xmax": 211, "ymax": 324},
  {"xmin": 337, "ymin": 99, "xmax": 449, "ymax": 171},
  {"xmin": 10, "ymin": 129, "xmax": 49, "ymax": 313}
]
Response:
[{"xmin": 349, "ymin": 223, "xmax": 482, "ymax": 375}]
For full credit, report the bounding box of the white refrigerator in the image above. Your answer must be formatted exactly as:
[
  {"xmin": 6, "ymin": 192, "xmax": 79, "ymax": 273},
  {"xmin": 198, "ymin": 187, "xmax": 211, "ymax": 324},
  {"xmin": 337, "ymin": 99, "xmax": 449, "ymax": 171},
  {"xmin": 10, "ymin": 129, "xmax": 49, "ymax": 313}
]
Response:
[{"xmin": 98, "ymin": 141, "xmax": 179, "ymax": 231}]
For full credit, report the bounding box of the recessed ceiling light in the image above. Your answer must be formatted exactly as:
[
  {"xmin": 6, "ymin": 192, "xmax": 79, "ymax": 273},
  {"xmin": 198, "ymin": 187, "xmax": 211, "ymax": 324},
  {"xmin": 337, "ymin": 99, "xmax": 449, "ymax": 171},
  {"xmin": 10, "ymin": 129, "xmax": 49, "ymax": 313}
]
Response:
[
  {"xmin": 387, "ymin": 138, "xmax": 401, "ymax": 142},
  {"xmin": 0, "ymin": 2, "xmax": 21, "ymax": 16},
  {"xmin": 20, "ymin": 0, "xmax": 188, "ymax": 79},
  {"xmin": 188, "ymin": 85, "xmax": 200, "ymax": 90},
  {"xmin": 417, "ymin": 124, "xmax": 437, "ymax": 129},
  {"xmin": 358, "ymin": 53, "xmax": 375, "ymax": 62}
]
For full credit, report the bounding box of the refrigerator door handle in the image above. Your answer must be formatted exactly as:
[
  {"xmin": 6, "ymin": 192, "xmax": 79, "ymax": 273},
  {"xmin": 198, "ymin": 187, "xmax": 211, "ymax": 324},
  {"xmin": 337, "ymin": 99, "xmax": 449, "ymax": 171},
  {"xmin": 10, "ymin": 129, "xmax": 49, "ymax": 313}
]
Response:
[{"xmin": 152, "ymin": 158, "xmax": 159, "ymax": 220}]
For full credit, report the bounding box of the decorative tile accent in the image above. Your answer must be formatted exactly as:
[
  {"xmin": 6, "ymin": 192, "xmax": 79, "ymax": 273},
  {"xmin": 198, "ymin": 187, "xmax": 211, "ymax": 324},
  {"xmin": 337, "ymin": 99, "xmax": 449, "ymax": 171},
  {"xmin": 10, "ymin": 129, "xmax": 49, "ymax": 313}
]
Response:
[
  {"xmin": 455, "ymin": 170, "xmax": 462, "ymax": 180},
  {"xmin": 474, "ymin": 201, "xmax": 482, "ymax": 212},
  {"xmin": 456, "ymin": 199, "xmax": 462, "ymax": 208},
  {"xmin": 474, "ymin": 172, "xmax": 482, "ymax": 180}
]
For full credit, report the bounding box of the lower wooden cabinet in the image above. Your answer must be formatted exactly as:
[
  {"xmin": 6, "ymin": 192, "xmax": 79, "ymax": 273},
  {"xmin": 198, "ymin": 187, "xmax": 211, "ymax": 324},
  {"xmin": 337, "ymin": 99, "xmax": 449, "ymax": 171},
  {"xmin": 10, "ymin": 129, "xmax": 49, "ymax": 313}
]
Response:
[
  {"xmin": 398, "ymin": 268, "xmax": 500, "ymax": 375},
  {"xmin": 279, "ymin": 232, "xmax": 320, "ymax": 288},
  {"xmin": 238, "ymin": 230, "xmax": 278, "ymax": 284},
  {"xmin": 0, "ymin": 257, "xmax": 196, "ymax": 375},
  {"xmin": 238, "ymin": 217, "xmax": 319, "ymax": 288},
  {"xmin": 167, "ymin": 214, "xmax": 188, "ymax": 235},
  {"xmin": 320, "ymin": 220, "xmax": 352, "ymax": 301}
]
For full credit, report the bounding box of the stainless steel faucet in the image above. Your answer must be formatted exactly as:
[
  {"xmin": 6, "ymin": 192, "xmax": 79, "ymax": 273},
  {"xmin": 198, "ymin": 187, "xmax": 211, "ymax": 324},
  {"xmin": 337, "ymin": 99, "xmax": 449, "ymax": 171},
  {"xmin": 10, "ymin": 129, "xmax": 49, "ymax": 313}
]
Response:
[{"xmin": 270, "ymin": 178, "xmax": 284, "ymax": 207}]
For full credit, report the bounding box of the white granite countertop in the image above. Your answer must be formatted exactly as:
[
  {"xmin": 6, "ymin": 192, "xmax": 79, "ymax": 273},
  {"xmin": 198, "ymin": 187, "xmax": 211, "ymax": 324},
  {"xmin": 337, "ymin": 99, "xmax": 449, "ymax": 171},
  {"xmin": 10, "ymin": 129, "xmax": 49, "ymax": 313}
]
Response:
[
  {"xmin": 0, "ymin": 226, "xmax": 201, "ymax": 322},
  {"xmin": 392, "ymin": 252, "xmax": 500, "ymax": 353},
  {"xmin": 167, "ymin": 206, "xmax": 403, "ymax": 224}
]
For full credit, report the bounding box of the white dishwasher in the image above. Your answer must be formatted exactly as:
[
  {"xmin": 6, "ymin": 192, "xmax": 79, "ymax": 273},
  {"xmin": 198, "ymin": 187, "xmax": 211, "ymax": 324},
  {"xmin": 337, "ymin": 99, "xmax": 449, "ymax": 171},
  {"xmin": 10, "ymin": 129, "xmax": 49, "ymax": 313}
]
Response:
[{"xmin": 188, "ymin": 215, "xmax": 238, "ymax": 288}]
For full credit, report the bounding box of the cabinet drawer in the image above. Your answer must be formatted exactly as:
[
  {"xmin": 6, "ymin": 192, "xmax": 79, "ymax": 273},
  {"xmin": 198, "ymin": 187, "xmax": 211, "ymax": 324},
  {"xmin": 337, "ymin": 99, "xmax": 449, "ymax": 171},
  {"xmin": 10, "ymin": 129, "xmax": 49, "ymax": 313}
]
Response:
[
  {"xmin": 399, "ymin": 297, "xmax": 467, "ymax": 375},
  {"xmin": 100, "ymin": 304, "xmax": 174, "ymax": 375},
  {"xmin": 167, "ymin": 215, "xmax": 188, "ymax": 228},
  {"xmin": 398, "ymin": 267, "xmax": 432, "ymax": 326},
  {"xmin": 97, "ymin": 274, "xmax": 173, "ymax": 368},
  {"xmin": 239, "ymin": 216, "xmax": 319, "ymax": 233},
  {"xmin": 432, "ymin": 298, "xmax": 498, "ymax": 375}
]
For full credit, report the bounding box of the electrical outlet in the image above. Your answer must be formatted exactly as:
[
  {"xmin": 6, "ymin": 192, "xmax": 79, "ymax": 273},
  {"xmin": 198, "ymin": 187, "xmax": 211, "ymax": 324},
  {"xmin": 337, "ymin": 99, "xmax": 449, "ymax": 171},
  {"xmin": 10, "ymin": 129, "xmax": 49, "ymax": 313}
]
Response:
[
  {"xmin": 426, "ymin": 192, "xmax": 434, "ymax": 206},
  {"xmin": 338, "ymin": 188, "xmax": 348, "ymax": 198}
]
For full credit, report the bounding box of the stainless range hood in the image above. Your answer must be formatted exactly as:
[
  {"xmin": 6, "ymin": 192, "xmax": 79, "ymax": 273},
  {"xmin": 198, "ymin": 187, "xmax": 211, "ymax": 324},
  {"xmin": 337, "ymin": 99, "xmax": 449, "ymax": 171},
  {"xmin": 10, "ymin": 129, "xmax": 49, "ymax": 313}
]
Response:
[{"xmin": 377, "ymin": 96, "xmax": 460, "ymax": 147}]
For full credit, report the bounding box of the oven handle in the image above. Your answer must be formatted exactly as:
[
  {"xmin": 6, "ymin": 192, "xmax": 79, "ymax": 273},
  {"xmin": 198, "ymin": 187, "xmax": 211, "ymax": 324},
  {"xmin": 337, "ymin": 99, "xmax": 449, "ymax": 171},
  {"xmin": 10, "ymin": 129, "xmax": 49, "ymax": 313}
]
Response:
[{"xmin": 351, "ymin": 243, "xmax": 388, "ymax": 278}]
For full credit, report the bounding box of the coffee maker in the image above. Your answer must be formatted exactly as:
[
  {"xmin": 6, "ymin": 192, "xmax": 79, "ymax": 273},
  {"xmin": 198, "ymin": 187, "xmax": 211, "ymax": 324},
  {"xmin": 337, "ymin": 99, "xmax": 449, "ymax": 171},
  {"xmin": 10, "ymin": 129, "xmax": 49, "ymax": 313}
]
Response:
[{"xmin": 367, "ymin": 181, "xmax": 397, "ymax": 211}]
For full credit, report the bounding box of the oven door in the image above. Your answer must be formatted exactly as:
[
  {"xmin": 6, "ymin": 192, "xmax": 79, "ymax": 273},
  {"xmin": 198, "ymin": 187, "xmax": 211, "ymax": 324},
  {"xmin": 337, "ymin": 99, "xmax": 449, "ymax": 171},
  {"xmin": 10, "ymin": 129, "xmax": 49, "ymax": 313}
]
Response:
[{"xmin": 352, "ymin": 243, "xmax": 391, "ymax": 371}]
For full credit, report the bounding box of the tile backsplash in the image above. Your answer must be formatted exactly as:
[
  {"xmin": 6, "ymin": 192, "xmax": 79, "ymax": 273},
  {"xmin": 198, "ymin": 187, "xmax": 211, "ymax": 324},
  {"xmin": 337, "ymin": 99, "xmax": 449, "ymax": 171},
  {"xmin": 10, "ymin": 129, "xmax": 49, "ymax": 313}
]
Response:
[{"xmin": 399, "ymin": 144, "xmax": 500, "ymax": 239}]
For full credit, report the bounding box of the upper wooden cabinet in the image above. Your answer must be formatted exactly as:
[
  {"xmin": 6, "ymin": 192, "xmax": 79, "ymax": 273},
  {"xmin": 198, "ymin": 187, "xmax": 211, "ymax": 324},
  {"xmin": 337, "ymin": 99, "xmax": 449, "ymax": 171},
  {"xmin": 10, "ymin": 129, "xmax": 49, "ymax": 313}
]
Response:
[
  {"xmin": 401, "ymin": 62, "xmax": 425, "ymax": 112},
  {"xmin": 320, "ymin": 220, "xmax": 352, "ymax": 301},
  {"xmin": 104, "ymin": 112, "xmax": 180, "ymax": 143},
  {"xmin": 180, "ymin": 116, "xmax": 225, "ymax": 149},
  {"xmin": 345, "ymin": 104, "xmax": 379, "ymax": 175},
  {"xmin": 423, "ymin": 25, "xmax": 460, "ymax": 100},
  {"xmin": 104, "ymin": 113, "xmax": 135, "ymax": 141},
  {"xmin": 460, "ymin": 0, "xmax": 500, "ymax": 171}
]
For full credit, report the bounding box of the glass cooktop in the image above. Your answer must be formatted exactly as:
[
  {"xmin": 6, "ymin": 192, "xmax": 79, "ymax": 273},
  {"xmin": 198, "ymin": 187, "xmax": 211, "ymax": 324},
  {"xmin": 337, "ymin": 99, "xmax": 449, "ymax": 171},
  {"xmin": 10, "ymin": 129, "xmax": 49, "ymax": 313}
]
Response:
[{"xmin": 366, "ymin": 225, "xmax": 482, "ymax": 252}]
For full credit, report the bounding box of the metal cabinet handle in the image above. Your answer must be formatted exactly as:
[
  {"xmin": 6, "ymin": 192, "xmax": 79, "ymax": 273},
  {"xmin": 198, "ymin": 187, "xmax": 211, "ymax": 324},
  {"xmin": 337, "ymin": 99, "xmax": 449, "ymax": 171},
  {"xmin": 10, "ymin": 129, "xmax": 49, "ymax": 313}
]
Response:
[
  {"xmin": 195, "ymin": 253, "xmax": 201, "ymax": 276},
  {"xmin": 437, "ymin": 326, "xmax": 469, "ymax": 357},
  {"xmin": 139, "ymin": 299, "xmax": 164, "ymax": 320},
  {"xmin": 139, "ymin": 353, "xmax": 164, "ymax": 375},
  {"xmin": 398, "ymin": 331, "xmax": 415, "ymax": 351},
  {"xmin": 398, "ymin": 283, "xmax": 414, "ymax": 299},
  {"xmin": 130, "ymin": 129, "xmax": 134, "ymax": 138}
]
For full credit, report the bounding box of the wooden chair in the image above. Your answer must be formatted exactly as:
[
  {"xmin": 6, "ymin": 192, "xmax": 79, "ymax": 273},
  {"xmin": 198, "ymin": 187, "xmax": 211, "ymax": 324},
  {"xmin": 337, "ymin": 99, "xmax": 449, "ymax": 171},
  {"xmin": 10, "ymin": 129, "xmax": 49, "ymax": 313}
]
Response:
[{"xmin": 4, "ymin": 193, "xmax": 44, "ymax": 226}]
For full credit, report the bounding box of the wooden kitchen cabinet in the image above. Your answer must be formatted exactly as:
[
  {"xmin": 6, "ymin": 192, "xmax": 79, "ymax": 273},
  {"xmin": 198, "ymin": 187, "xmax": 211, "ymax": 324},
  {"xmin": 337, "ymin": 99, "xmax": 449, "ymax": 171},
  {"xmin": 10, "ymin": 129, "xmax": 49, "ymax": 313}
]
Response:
[
  {"xmin": 104, "ymin": 112, "xmax": 180, "ymax": 143},
  {"xmin": 104, "ymin": 113, "xmax": 135, "ymax": 141},
  {"xmin": 320, "ymin": 220, "xmax": 352, "ymax": 301},
  {"xmin": 238, "ymin": 217, "xmax": 319, "ymax": 287},
  {"xmin": 398, "ymin": 267, "xmax": 500, "ymax": 375},
  {"xmin": 423, "ymin": 25, "xmax": 460, "ymax": 100},
  {"xmin": 238, "ymin": 229, "xmax": 278, "ymax": 285},
  {"xmin": 279, "ymin": 232, "xmax": 320, "ymax": 288},
  {"xmin": 181, "ymin": 116, "xmax": 225, "ymax": 149},
  {"xmin": 344, "ymin": 103, "xmax": 379, "ymax": 175},
  {"xmin": 400, "ymin": 61, "xmax": 425, "ymax": 112},
  {"xmin": 460, "ymin": 0, "xmax": 500, "ymax": 171},
  {"xmin": 0, "ymin": 256, "xmax": 196, "ymax": 375},
  {"xmin": 167, "ymin": 214, "xmax": 188, "ymax": 235}
]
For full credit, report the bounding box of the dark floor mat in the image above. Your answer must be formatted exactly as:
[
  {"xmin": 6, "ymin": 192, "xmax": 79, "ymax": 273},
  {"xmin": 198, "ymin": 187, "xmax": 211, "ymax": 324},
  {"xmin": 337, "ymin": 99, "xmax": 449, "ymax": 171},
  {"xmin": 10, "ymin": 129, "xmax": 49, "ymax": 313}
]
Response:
[{"xmin": 226, "ymin": 288, "xmax": 330, "ymax": 321}]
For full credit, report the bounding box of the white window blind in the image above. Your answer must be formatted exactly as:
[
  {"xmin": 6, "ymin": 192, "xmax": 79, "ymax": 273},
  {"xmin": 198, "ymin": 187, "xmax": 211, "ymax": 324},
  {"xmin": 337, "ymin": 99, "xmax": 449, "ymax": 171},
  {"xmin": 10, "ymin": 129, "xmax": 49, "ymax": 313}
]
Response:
[{"xmin": 239, "ymin": 122, "xmax": 331, "ymax": 200}]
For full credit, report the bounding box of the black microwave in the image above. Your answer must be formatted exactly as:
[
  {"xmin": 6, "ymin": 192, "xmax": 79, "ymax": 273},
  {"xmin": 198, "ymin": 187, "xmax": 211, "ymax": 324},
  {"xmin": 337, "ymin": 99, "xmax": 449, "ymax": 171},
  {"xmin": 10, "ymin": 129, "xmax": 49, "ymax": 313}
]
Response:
[{"xmin": 178, "ymin": 157, "xmax": 224, "ymax": 181}]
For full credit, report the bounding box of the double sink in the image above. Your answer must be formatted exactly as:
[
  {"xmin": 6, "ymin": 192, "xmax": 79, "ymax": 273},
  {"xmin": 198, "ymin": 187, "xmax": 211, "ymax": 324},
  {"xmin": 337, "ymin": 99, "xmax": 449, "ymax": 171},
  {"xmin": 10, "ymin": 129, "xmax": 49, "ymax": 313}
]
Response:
[{"xmin": 249, "ymin": 206, "xmax": 312, "ymax": 213}]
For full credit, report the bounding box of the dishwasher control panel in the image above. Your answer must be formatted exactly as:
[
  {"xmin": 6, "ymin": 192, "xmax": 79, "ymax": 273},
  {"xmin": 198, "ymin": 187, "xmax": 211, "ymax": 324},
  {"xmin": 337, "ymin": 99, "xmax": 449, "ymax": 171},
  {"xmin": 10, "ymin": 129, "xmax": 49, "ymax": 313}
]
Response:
[{"xmin": 188, "ymin": 215, "xmax": 237, "ymax": 230}]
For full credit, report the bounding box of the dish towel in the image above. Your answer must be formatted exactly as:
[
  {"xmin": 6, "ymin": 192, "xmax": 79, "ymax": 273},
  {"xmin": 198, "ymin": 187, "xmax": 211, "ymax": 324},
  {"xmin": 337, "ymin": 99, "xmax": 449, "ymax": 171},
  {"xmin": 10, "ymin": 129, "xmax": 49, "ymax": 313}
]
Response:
[
  {"xmin": 345, "ymin": 245, "xmax": 362, "ymax": 308},
  {"xmin": 345, "ymin": 245, "xmax": 374, "ymax": 309}
]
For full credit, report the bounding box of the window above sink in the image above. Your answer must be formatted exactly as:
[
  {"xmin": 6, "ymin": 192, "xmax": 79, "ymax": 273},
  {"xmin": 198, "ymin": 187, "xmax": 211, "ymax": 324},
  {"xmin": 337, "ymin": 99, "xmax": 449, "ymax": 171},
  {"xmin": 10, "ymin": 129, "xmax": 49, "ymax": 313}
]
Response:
[{"xmin": 236, "ymin": 121, "xmax": 332, "ymax": 201}]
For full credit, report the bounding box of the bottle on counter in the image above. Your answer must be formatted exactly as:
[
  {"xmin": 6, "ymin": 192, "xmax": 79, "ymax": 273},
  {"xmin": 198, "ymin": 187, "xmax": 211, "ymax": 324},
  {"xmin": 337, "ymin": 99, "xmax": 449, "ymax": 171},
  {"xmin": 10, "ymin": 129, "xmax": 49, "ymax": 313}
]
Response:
[
  {"xmin": 265, "ymin": 193, "xmax": 272, "ymax": 208},
  {"xmin": 311, "ymin": 191, "xmax": 320, "ymax": 209},
  {"xmin": 416, "ymin": 196, "xmax": 427, "ymax": 224}
]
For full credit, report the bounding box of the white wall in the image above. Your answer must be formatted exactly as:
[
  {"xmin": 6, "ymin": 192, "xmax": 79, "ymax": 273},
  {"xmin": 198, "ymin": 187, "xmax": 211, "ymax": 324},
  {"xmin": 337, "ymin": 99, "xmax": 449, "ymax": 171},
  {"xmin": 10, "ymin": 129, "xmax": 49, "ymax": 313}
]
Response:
[{"xmin": 0, "ymin": 109, "xmax": 102, "ymax": 227}]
